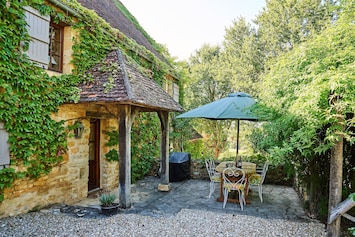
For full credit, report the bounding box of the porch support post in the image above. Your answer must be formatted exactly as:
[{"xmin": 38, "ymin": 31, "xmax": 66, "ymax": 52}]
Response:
[
  {"xmin": 157, "ymin": 111, "xmax": 171, "ymax": 191},
  {"xmin": 118, "ymin": 105, "xmax": 137, "ymax": 208}
]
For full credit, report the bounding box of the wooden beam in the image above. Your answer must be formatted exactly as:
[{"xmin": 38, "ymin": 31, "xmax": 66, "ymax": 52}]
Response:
[
  {"xmin": 118, "ymin": 105, "xmax": 138, "ymax": 208},
  {"xmin": 86, "ymin": 111, "xmax": 115, "ymax": 119},
  {"xmin": 342, "ymin": 213, "xmax": 355, "ymax": 223},
  {"xmin": 157, "ymin": 111, "xmax": 171, "ymax": 191},
  {"xmin": 328, "ymin": 196, "xmax": 355, "ymax": 224}
]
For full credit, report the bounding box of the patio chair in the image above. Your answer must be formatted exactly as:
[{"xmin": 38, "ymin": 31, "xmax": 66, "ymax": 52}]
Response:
[
  {"xmin": 205, "ymin": 159, "xmax": 220, "ymax": 199},
  {"xmin": 222, "ymin": 167, "xmax": 246, "ymax": 210},
  {"xmin": 248, "ymin": 161, "xmax": 269, "ymax": 203}
]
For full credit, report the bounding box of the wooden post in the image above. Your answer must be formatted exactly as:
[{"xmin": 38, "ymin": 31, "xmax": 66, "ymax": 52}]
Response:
[
  {"xmin": 118, "ymin": 105, "xmax": 137, "ymax": 208},
  {"xmin": 327, "ymin": 106, "xmax": 344, "ymax": 237},
  {"xmin": 157, "ymin": 111, "xmax": 171, "ymax": 191}
]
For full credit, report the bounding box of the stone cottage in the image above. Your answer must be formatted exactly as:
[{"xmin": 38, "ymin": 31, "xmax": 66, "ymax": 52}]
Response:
[{"xmin": 0, "ymin": 0, "xmax": 183, "ymax": 217}]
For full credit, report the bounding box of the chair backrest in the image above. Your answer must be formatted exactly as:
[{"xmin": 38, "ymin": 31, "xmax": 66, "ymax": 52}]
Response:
[
  {"xmin": 205, "ymin": 159, "xmax": 217, "ymax": 179},
  {"xmin": 222, "ymin": 167, "xmax": 245, "ymax": 189},
  {"xmin": 260, "ymin": 161, "xmax": 269, "ymax": 184}
]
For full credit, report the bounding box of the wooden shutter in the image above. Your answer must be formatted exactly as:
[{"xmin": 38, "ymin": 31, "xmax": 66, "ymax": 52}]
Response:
[
  {"xmin": 173, "ymin": 83, "xmax": 180, "ymax": 102},
  {"xmin": 24, "ymin": 6, "xmax": 50, "ymax": 69},
  {"xmin": 0, "ymin": 122, "xmax": 10, "ymax": 168}
]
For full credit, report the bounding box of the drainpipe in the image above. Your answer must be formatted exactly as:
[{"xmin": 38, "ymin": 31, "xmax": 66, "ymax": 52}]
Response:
[{"xmin": 47, "ymin": 0, "xmax": 81, "ymax": 18}]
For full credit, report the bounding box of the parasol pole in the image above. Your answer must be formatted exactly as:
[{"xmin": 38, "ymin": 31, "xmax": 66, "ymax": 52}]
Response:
[{"xmin": 236, "ymin": 120, "xmax": 240, "ymax": 161}]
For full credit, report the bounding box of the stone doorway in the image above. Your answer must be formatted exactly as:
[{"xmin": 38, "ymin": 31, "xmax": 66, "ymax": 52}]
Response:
[{"xmin": 88, "ymin": 119, "xmax": 100, "ymax": 191}]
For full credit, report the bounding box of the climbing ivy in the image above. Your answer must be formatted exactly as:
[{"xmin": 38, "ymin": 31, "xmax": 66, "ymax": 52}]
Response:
[
  {"xmin": 104, "ymin": 130, "xmax": 119, "ymax": 162},
  {"xmin": 0, "ymin": 0, "xmax": 72, "ymax": 201},
  {"xmin": 0, "ymin": 0, "xmax": 177, "ymax": 201},
  {"xmin": 131, "ymin": 113, "xmax": 161, "ymax": 183}
]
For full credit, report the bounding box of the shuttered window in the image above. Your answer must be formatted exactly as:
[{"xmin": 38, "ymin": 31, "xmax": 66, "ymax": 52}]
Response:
[
  {"xmin": 0, "ymin": 122, "xmax": 10, "ymax": 169},
  {"xmin": 24, "ymin": 6, "xmax": 50, "ymax": 69},
  {"xmin": 173, "ymin": 83, "xmax": 180, "ymax": 102},
  {"xmin": 163, "ymin": 80, "xmax": 180, "ymax": 103}
]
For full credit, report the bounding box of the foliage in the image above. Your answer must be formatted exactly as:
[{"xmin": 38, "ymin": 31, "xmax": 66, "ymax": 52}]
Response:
[
  {"xmin": 131, "ymin": 113, "xmax": 160, "ymax": 183},
  {"xmin": 171, "ymin": 115, "xmax": 207, "ymax": 159},
  {"xmin": 255, "ymin": 0, "xmax": 338, "ymax": 58},
  {"xmin": 104, "ymin": 130, "xmax": 119, "ymax": 162},
  {"xmin": 258, "ymin": 1, "xmax": 355, "ymax": 157},
  {"xmin": 112, "ymin": 0, "xmax": 167, "ymax": 58},
  {"xmin": 253, "ymin": 0, "xmax": 355, "ymax": 221},
  {"xmin": 184, "ymin": 139, "xmax": 205, "ymax": 159},
  {"xmin": 99, "ymin": 192, "xmax": 116, "ymax": 206},
  {"xmin": 170, "ymin": 116, "xmax": 192, "ymax": 153},
  {"xmin": 180, "ymin": 45, "xmax": 234, "ymax": 159},
  {"xmin": 105, "ymin": 149, "xmax": 119, "ymax": 162},
  {"xmin": 349, "ymin": 227, "xmax": 355, "ymax": 237},
  {"xmin": 245, "ymin": 154, "xmax": 268, "ymax": 166},
  {"xmin": 0, "ymin": 0, "xmax": 73, "ymax": 201},
  {"xmin": 221, "ymin": 17, "xmax": 264, "ymax": 95},
  {"xmin": 0, "ymin": 168, "xmax": 21, "ymax": 202}
]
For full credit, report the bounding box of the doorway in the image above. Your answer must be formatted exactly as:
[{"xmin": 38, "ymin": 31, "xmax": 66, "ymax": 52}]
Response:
[{"xmin": 88, "ymin": 119, "xmax": 100, "ymax": 191}]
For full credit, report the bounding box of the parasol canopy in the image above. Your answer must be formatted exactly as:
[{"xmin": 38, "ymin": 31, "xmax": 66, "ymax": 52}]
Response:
[{"xmin": 176, "ymin": 92, "xmax": 257, "ymax": 158}]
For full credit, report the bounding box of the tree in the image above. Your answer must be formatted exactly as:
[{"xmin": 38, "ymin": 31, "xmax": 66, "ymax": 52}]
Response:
[
  {"xmin": 181, "ymin": 44, "xmax": 234, "ymax": 158},
  {"xmin": 255, "ymin": 0, "xmax": 337, "ymax": 58},
  {"xmin": 221, "ymin": 17, "xmax": 264, "ymax": 95},
  {"xmin": 257, "ymin": 1, "xmax": 355, "ymax": 235}
]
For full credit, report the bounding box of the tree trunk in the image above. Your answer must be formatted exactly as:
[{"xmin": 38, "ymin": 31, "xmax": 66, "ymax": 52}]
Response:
[{"xmin": 327, "ymin": 132, "xmax": 344, "ymax": 236}]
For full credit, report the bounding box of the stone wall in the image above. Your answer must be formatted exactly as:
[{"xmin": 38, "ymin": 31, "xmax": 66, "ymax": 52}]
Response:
[
  {"xmin": 99, "ymin": 119, "xmax": 119, "ymax": 191},
  {"xmin": 0, "ymin": 104, "xmax": 120, "ymax": 217},
  {"xmin": 1, "ymin": 165, "xmax": 72, "ymax": 217},
  {"xmin": 190, "ymin": 159, "xmax": 209, "ymax": 180}
]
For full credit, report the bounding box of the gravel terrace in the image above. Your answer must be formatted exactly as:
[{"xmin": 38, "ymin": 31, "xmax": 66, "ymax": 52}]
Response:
[{"xmin": 0, "ymin": 177, "xmax": 327, "ymax": 236}]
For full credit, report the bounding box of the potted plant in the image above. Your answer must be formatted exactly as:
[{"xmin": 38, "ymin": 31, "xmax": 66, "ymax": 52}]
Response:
[{"xmin": 99, "ymin": 192, "xmax": 120, "ymax": 215}]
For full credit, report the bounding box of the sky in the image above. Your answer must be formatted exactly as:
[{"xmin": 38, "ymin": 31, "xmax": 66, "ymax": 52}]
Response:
[{"xmin": 119, "ymin": 0, "xmax": 266, "ymax": 61}]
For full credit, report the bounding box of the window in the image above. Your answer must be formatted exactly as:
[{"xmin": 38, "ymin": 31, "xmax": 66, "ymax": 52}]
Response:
[
  {"xmin": 48, "ymin": 23, "xmax": 63, "ymax": 72},
  {"xmin": 0, "ymin": 122, "xmax": 10, "ymax": 169},
  {"xmin": 173, "ymin": 82, "xmax": 180, "ymax": 102},
  {"xmin": 163, "ymin": 80, "xmax": 180, "ymax": 103},
  {"xmin": 24, "ymin": 6, "xmax": 64, "ymax": 72}
]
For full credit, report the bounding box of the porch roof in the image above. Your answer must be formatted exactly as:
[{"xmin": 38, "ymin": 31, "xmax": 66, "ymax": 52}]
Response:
[{"xmin": 78, "ymin": 49, "xmax": 184, "ymax": 112}]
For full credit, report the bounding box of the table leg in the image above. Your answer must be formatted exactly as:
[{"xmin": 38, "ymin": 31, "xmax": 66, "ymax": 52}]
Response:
[{"xmin": 217, "ymin": 173, "xmax": 224, "ymax": 202}]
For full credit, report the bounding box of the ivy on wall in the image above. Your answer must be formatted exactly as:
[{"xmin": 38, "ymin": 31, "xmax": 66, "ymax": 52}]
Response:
[
  {"xmin": 0, "ymin": 0, "xmax": 71, "ymax": 201},
  {"xmin": 131, "ymin": 113, "xmax": 161, "ymax": 183},
  {"xmin": 0, "ymin": 0, "xmax": 177, "ymax": 201},
  {"xmin": 104, "ymin": 130, "xmax": 119, "ymax": 162}
]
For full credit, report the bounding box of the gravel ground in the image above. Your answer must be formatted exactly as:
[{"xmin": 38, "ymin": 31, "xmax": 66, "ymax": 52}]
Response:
[{"xmin": 0, "ymin": 208, "xmax": 326, "ymax": 236}]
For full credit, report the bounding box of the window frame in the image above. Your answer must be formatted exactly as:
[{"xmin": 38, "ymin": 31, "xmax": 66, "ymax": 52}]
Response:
[{"xmin": 48, "ymin": 22, "xmax": 64, "ymax": 72}]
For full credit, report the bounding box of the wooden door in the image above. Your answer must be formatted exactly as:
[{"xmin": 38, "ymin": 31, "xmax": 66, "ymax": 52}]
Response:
[{"xmin": 88, "ymin": 119, "xmax": 100, "ymax": 191}]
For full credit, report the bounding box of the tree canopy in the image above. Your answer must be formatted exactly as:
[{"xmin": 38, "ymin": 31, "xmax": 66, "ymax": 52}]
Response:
[{"xmin": 255, "ymin": 2, "xmax": 355, "ymax": 234}]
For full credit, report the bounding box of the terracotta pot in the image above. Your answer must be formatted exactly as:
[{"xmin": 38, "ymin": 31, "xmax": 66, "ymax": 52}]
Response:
[{"xmin": 100, "ymin": 203, "xmax": 120, "ymax": 216}]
